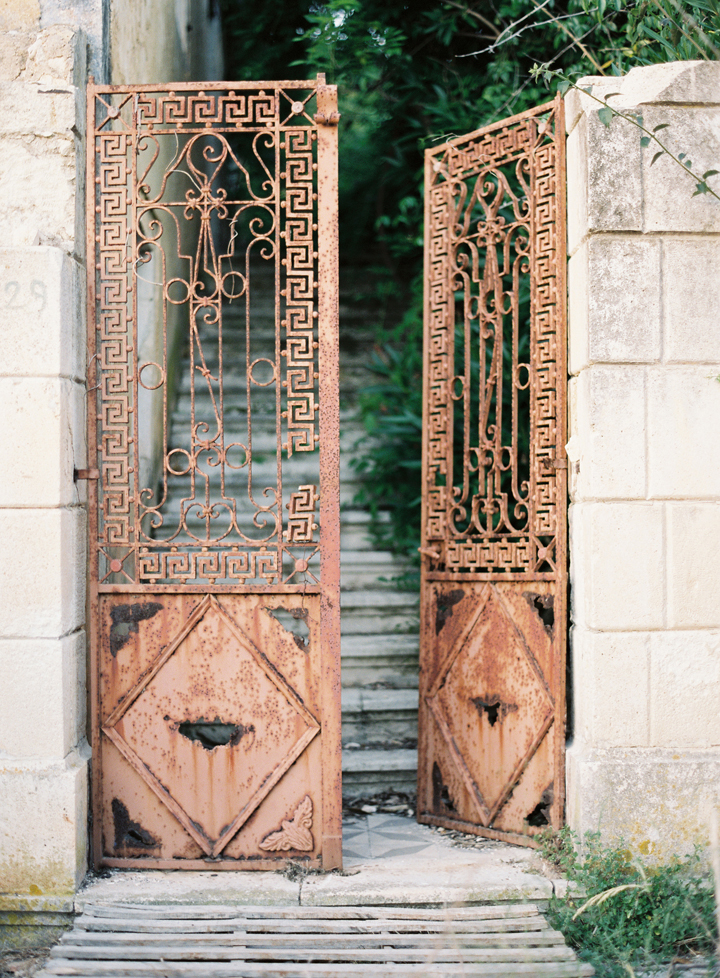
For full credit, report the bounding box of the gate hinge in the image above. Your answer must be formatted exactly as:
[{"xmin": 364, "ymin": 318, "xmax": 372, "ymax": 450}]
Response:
[
  {"xmin": 74, "ymin": 467, "xmax": 100, "ymax": 481},
  {"xmin": 314, "ymin": 111, "xmax": 341, "ymax": 126},
  {"xmin": 539, "ymin": 457, "xmax": 568, "ymax": 471}
]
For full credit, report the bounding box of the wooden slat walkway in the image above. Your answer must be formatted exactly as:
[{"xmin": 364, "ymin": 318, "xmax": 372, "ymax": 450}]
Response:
[{"xmin": 37, "ymin": 903, "xmax": 594, "ymax": 977}]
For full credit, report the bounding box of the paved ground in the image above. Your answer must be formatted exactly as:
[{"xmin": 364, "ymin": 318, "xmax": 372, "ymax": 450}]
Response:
[{"xmin": 75, "ymin": 814, "xmax": 564, "ymax": 910}]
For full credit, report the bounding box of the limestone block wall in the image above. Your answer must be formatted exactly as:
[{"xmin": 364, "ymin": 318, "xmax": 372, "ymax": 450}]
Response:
[
  {"xmin": 0, "ymin": 15, "xmax": 89, "ymax": 943},
  {"xmin": 0, "ymin": 0, "xmax": 222, "ymax": 947},
  {"xmin": 565, "ymin": 60, "xmax": 720, "ymax": 860}
]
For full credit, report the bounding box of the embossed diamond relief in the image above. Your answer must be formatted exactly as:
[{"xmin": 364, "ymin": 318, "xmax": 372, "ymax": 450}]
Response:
[
  {"xmin": 103, "ymin": 595, "xmax": 320, "ymax": 857},
  {"xmin": 426, "ymin": 586, "xmax": 554, "ymax": 825}
]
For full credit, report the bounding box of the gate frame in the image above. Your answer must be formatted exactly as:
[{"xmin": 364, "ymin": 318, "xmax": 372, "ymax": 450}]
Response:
[
  {"xmin": 417, "ymin": 95, "xmax": 568, "ymax": 847},
  {"xmin": 84, "ymin": 77, "xmax": 342, "ymax": 870}
]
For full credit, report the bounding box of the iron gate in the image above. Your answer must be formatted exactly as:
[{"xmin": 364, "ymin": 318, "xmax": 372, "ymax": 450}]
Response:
[
  {"xmin": 85, "ymin": 76, "xmax": 341, "ymax": 869},
  {"xmin": 417, "ymin": 97, "xmax": 567, "ymax": 846}
]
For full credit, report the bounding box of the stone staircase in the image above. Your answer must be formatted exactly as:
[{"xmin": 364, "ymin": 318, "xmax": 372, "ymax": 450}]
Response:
[{"xmin": 161, "ymin": 268, "xmax": 419, "ymax": 797}]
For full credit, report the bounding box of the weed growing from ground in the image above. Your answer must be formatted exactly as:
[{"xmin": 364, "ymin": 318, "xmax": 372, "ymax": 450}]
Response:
[{"xmin": 539, "ymin": 828, "xmax": 717, "ymax": 977}]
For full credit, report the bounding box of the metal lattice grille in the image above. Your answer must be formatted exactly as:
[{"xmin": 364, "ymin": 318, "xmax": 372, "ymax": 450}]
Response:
[
  {"xmin": 418, "ymin": 99, "xmax": 567, "ymax": 847},
  {"xmin": 87, "ymin": 81, "xmax": 339, "ymax": 589},
  {"xmin": 422, "ymin": 97, "xmax": 566, "ymax": 581}
]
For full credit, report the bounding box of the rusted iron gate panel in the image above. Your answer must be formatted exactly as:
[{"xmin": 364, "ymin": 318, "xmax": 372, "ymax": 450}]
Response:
[
  {"xmin": 86, "ymin": 77, "xmax": 341, "ymax": 870},
  {"xmin": 418, "ymin": 97, "xmax": 567, "ymax": 847}
]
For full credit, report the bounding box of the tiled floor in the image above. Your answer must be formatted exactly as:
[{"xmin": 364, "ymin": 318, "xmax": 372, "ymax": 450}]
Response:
[{"xmin": 342, "ymin": 813, "xmax": 499, "ymax": 865}]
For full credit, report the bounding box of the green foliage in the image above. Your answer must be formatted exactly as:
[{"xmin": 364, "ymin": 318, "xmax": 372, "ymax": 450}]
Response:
[
  {"xmin": 351, "ymin": 276, "xmax": 423, "ymax": 567},
  {"xmin": 539, "ymin": 828, "xmax": 718, "ymax": 977},
  {"xmin": 219, "ymin": 0, "xmax": 720, "ymax": 558}
]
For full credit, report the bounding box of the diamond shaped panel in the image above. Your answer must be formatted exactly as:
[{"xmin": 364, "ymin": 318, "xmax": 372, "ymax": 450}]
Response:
[
  {"xmin": 104, "ymin": 595, "xmax": 320, "ymax": 856},
  {"xmin": 428, "ymin": 586, "xmax": 553, "ymax": 823}
]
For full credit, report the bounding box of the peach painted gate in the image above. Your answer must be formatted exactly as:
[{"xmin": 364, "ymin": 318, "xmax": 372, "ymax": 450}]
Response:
[
  {"xmin": 84, "ymin": 77, "xmax": 341, "ymax": 870},
  {"xmin": 417, "ymin": 97, "xmax": 568, "ymax": 846}
]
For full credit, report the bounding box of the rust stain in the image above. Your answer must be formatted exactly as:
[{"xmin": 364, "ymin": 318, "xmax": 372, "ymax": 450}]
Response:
[
  {"xmin": 109, "ymin": 602, "xmax": 163, "ymax": 657},
  {"xmin": 435, "ymin": 589, "xmax": 464, "ymax": 635}
]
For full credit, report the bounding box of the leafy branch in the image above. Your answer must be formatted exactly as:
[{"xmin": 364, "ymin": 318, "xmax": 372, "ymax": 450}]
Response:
[{"xmin": 532, "ymin": 64, "xmax": 720, "ymax": 202}]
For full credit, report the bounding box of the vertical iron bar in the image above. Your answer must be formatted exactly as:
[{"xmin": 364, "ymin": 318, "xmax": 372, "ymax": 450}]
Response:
[{"xmin": 315, "ymin": 77, "xmax": 342, "ymax": 870}]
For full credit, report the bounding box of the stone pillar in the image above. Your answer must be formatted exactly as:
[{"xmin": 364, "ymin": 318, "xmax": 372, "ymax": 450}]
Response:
[
  {"xmin": 565, "ymin": 61, "xmax": 720, "ymax": 859},
  {"xmin": 0, "ymin": 14, "xmax": 89, "ymax": 946}
]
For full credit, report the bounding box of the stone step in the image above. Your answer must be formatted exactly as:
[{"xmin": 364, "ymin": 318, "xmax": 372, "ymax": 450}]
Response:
[
  {"xmin": 339, "ymin": 594, "xmax": 419, "ymax": 636},
  {"xmin": 341, "ymin": 688, "xmax": 419, "ymax": 745},
  {"xmin": 340, "ymin": 634, "xmax": 419, "ymax": 687},
  {"xmin": 341, "ymin": 748, "xmax": 418, "ymax": 796}
]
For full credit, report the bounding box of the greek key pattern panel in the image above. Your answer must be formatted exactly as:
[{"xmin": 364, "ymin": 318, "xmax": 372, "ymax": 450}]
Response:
[
  {"xmin": 89, "ymin": 83, "xmax": 330, "ymax": 588},
  {"xmin": 423, "ymin": 101, "xmax": 565, "ymax": 580},
  {"xmin": 96, "ymin": 127, "xmax": 135, "ymax": 554},
  {"xmin": 282, "ymin": 128, "xmax": 318, "ymax": 457}
]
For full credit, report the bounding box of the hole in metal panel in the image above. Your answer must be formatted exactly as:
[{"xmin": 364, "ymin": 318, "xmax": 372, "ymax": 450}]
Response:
[
  {"xmin": 526, "ymin": 784, "xmax": 554, "ymax": 827},
  {"xmin": 176, "ymin": 717, "xmax": 254, "ymax": 750},
  {"xmin": 111, "ymin": 798, "xmax": 159, "ymax": 850},
  {"xmin": 470, "ymin": 696, "xmax": 518, "ymax": 727},
  {"xmin": 523, "ymin": 591, "xmax": 555, "ymax": 636},
  {"xmin": 432, "ymin": 761, "xmax": 457, "ymax": 813},
  {"xmin": 267, "ymin": 606, "xmax": 309, "ymax": 649}
]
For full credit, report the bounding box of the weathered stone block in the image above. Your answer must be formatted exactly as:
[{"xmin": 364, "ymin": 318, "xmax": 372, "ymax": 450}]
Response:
[
  {"xmin": 566, "ymin": 116, "xmax": 588, "ymax": 257},
  {"xmin": 587, "ymin": 236, "xmax": 661, "ymax": 363},
  {"xmin": 0, "ymin": 248, "xmax": 83, "ymax": 379},
  {"xmin": 0, "ymin": 632, "xmax": 85, "ymax": 758},
  {"xmin": 663, "ymin": 238, "xmax": 720, "ymax": 363},
  {"xmin": 667, "ymin": 503, "xmax": 720, "ymax": 629},
  {"xmin": 567, "ymin": 241, "xmax": 588, "ymax": 373},
  {"xmin": 647, "ymin": 367, "xmax": 720, "ymax": 498},
  {"xmin": 23, "ymin": 26, "xmax": 80, "ymax": 88},
  {"xmin": 650, "ymin": 630, "xmax": 720, "ymax": 747},
  {"xmin": 585, "ymin": 109, "xmax": 643, "ymax": 233},
  {"xmin": 573, "ymin": 502, "xmax": 664, "ymax": 630},
  {"xmin": 0, "ymin": 748, "xmax": 89, "ymax": 896},
  {"xmin": 0, "ymin": 82, "xmax": 75, "ymax": 137},
  {"xmin": 572, "ymin": 628, "xmax": 650, "ymax": 748},
  {"xmin": 0, "ymin": 0, "xmax": 40, "ymax": 31},
  {"xmin": 0, "ymin": 31, "xmax": 32, "ymax": 81},
  {"xmin": 0, "ymin": 136, "xmax": 76, "ymax": 249},
  {"xmin": 566, "ymin": 744, "xmax": 720, "ymax": 861},
  {"xmin": 620, "ymin": 59, "xmax": 720, "ymax": 106},
  {"xmin": 0, "ymin": 377, "xmax": 85, "ymax": 507},
  {"xmin": 641, "ymin": 106, "xmax": 720, "ymax": 233},
  {"xmin": 0, "ymin": 507, "xmax": 85, "ymax": 639},
  {"xmin": 574, "ymin": 365, "xmax": 646, "ymax": 500}
]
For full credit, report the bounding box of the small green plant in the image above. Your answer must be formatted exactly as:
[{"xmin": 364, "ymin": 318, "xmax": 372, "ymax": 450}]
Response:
[{"xmin": 539, "ymin": 827, "xmax": 718, "ymax": 977}]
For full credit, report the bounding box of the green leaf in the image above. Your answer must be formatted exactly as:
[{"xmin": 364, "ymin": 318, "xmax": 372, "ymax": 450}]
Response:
[
  {"xmin": 640, "ymin": 136, "xmax": 650, "ymax": 147},
  {"xmin": 652, "ymin": 123, "xmax": 670, "ymax": 132},
  {"xmin": 597, "ymin": 105, "xmax": 614, "ymax": 128},
  {"xmin": 558, "ymin": 79, "xmax": 571, "ymax": 95},
  {"xmin": 703, "ymin": 170, "xmax": 720, "ymax": 179},
  {"xmin": 678, "ymin": 152, "xmax": 686, "ymax": 160},
  {"xmin": 693, "ymin": 182, "xmax": 709, "ymax": 196},
  {"xmin": 650, "ymin": 151, "xmax": 665, "ymax": 166}
]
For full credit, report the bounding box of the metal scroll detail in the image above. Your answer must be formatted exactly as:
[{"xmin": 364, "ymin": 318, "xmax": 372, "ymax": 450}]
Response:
[
  {"xmin": 418, "ymin": 98, "xmax": 567, "ymax": 848},
  {"xmin": 89, "ymin": 82, "xmax": 333, "ymax": 587},
  {"xmin": 423, "ymin": 98, "xmax": 566, "ymax": 580},
  {"xmin": 259, "ymin": 795, "xmax": 314, "ymax": 851}
]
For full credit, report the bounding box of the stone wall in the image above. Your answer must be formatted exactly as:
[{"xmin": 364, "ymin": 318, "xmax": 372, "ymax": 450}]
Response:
[
  {"xmin": 565, "ymin": 60, "xmax": 720, "ymax": 860},
  {"xmin": 0, "ymin": 0, "xmax": 221, "ymax": 948},
  {"xmin": 0, "ymin": 17, "xmax": 89, "ymax": 945}
]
